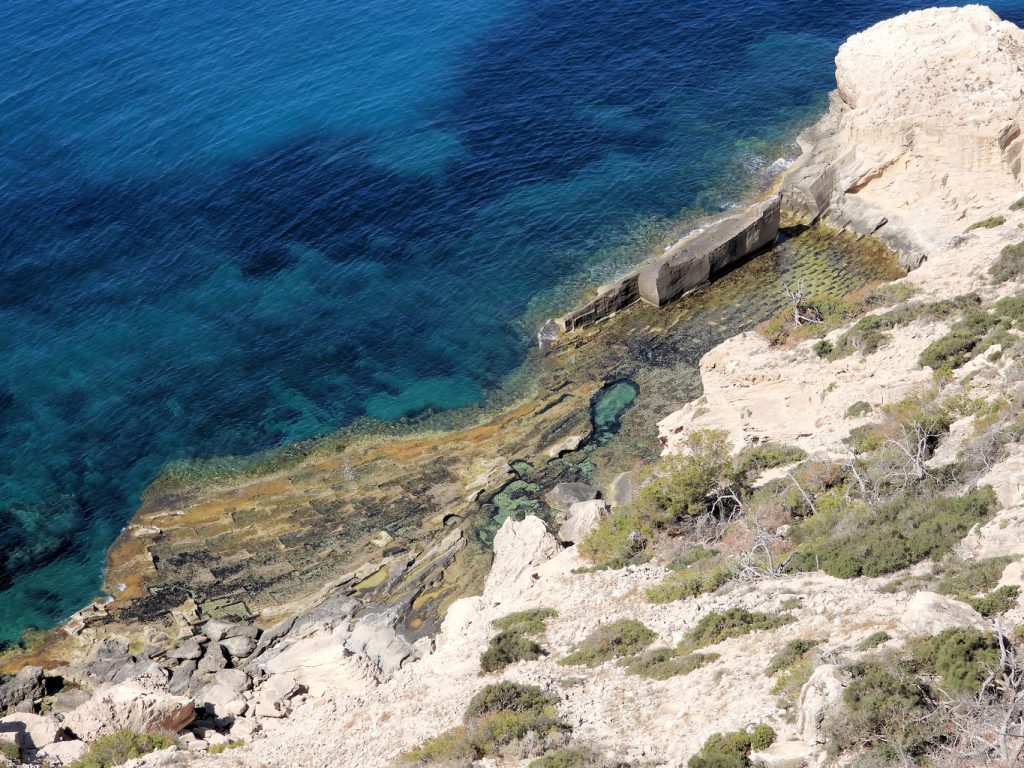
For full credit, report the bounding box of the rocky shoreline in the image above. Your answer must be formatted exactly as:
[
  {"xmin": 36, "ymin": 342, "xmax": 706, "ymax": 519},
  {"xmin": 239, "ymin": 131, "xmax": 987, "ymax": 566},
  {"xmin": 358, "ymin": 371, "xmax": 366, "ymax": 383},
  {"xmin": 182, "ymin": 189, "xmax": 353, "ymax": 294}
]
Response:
[{"xmin": 5, "ymin": 5, "xmax": 1024, "ymax": 767}]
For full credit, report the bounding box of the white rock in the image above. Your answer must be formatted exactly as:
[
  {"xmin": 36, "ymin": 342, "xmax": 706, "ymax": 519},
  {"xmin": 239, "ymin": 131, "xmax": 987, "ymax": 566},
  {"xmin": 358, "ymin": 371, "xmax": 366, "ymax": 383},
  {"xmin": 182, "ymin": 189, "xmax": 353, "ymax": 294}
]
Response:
[
  {"xmin": 797, "ymin": 665, "xmax": 845, "ymax": 745},
  {"xmin": 64, "ymin": 682, "xmax": 194, "ymax": 741},
  {"xmin": 902, "ymin": 592, "xmax": 987, "ymax": 636},
  {"xmin": 557, "ymin": 499, "xmax": 607, "ymax": 544},
  {"xmin": 37, "ymin": 739, "xmax": 89, "ymax": 765},
  {"xmin": 483, "ymin": 516, "xmax": 560, "ymax": 603},
  {"xmin": 0, "ymin": 712, "xmax": 61, "ymax": 750},
  {"xmin": 198, "ymin": 683, "xmax": 248, "ymax": 719}
]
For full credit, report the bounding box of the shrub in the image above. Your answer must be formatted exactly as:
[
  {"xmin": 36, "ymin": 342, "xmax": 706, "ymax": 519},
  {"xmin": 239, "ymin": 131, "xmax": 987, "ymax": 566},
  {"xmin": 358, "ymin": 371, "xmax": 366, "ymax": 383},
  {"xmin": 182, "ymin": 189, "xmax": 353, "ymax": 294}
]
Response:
[
  {"xmin": 786, "ymin": 487, "xmax": 998, "ymax": 579},
  {"xmin": 687, "ymin": 725, "xmax": 776, "ymax": 768},
  {"xmin": 581, "ymin": 430, "xmax": 737, "ymax": 566},
  {"xmin": 480, "ymin": 630, "xmax": 545, "ymax": 673},
  {"xmin": 645, "ymin": 560, "xmax": 732, "ymax": 604},
  {"xmin": 990, "ymin": 242, "xmax": 1024, "ymax": 283},
  {"xmin": 559, "ymin": 620, "xmax": 656, "ymax": 667},
  {"xmin": 828, "ymin": 658, "xmax": 940, "ymax": 763},
  {"xmin": 735, "ymin": 443, "xmax": 806, "ymax": 477},
  {"xmin": 67, "ymin": 731, "xmax": 179, "ymax": 768},
  {"xmin": 766, "ymin": 638, "xmax": 824, "ymax": 675},
  {"xmin": 0, "ymin": 742, "xmax": 18, "ymax": 762},
  {"xmin": 668, "ymin": 546, "xmax": 718, "ymax": 570},
  {"xmin": 683, "ymin": 608, "xmax": 794, "ymax": 650},
  {"xmin": 857, "ymin": 631, "xmax": 891, "ymax": 651},
  {"xmin": 919, "ymin": 308, "xmax": 997, "ymax": 371},
  {"xmin": 208, "ymin": 740, "xmax": 244, "ymax": 754},
  {"xmin": 965, "ymin": 215, "xmax": 1006, "ymax": 232},
  {"xmin": 529, "ymin": 745, "xmax": 626, "ymax": 767},
  {"xmin": 966, "ymin": 585, "xmax": 1020, "ymax": 617},
  {"xmin": 845, "ymin": 401, "xmax": 872, "ymax": 419},
  {"xmin": 909, "ymin": 628, "xmax": 1000, "ymax": 695},
  {"xmin": 493, "ymin": 608, "xmax": 557, "ymax": 636},
  {"xmin": 935, "ymin": 556, "xmax": 1014, "ymax": 598},
  {"xmin": 403, "ymin": 682, "xmax": 570, "ymax": 764},
  {"xmin": 619, "ymin": 649, "xmax": 718, "ymax": 680}
]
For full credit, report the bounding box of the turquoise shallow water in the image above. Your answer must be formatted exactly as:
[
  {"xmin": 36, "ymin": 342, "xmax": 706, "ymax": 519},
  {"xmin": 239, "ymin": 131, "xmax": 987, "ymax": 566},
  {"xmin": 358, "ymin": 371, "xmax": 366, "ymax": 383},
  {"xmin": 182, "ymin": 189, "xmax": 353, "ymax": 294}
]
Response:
[{"xmin": 3, "ymin": 0, "xmax": 1024, "ymax": 642}]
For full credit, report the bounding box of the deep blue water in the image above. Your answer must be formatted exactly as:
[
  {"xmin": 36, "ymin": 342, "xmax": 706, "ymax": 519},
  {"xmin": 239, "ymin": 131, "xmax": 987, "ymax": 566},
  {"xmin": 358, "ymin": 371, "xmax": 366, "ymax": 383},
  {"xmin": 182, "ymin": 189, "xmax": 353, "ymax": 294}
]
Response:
[{"xmin": 3, "ymin": 0, "xmax": 1024, "ymax": 642}]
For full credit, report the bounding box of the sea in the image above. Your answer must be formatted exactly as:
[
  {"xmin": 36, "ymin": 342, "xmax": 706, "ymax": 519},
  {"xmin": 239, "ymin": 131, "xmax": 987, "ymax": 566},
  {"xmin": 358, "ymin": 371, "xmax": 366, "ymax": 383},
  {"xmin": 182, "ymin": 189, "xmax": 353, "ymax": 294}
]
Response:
[{"xmin": 3, "ymin": 0, "xmax": 1024, "ymax": 643}]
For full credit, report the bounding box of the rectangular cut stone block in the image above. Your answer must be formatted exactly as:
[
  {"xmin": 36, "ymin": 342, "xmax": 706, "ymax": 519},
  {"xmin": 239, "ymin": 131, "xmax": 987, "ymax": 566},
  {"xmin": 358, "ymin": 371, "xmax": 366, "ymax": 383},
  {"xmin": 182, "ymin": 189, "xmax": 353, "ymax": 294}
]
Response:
[{"xmin": 556, "ymin": 195, "xmax": 780, "ymax": 327}]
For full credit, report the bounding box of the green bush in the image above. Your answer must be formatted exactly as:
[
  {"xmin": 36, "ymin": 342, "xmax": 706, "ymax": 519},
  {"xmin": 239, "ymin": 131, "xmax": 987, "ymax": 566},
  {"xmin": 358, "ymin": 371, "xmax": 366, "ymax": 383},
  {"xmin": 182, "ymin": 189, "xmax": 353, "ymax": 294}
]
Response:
[
  {"xmin": 0, "ymin": 742, "xmax": 18, "ymax": 762},
  {"xmin": 966, "ymin": 585, "xmax": 1020, "ymax": 617},
  {"xmin": 67, "ymin": 731, "xmax": 179, "ymax": 768},
  {"xmin": 559, "ymin": 620, "xmax": 656, "ymax": 667},
  {"xmin": 786, "ymin": 487, "xmax": 998, "ymax": 579},
  {"xmin": 493, "ymin": 608, "xmax": 557, "ymax": 635},
  {"xmin": 909, "ymin": 628, "xmax": 1000, "ymax": 695},
  {"xmin": 480, "ymin": 630, "xmax": 545, "ymax": 673},
  {"xmin": 687, "ymin": 725, "xmax": 776, "ymax": 768},
  {"xmin": 735, "ymin": 443, "xmax": 807, "ymax": 477},
  {"xmin": 845, "ymin": 401, "xmax": 872, "ymax": 419},
  {"xmin": 402, "ymin": 682, "xmax": 570, "ymax": 764},
  {"xmin": 581, "ymin": 431, "xmax": 737, "ymax": 567},
  {"xmin": 668, "ymin": 546, "xmax": 718, "ymax": 570},
  {"xmin": 683, "ymin": 608, "xmax": 794, "ymax": 650},
  {"xmin": 766, "ymin": 638, "xmax": 824, "ymax": 675},
  {"xmin": 619, "ymin": 648, "xmax": 718, "ymax": 680},
  {"xmin": 935, "ymin": 556, "xmax": 1014, "ymax": 597},
  {"xmin": 987, "ymin": 241, "xmax": 1024, "ymax": 284},
  {"xmin": 966, "ymin": 215, "xmax": 1006, "ymax": 232},
  {"xmin": 828, "ymin": 658, "xmax": 940, "ymax": 763},
  {"xmin": 919, "ymin": 308, "xmax": 997, "ymax": 371},
  {"xmin": 645, "ymin": 560, "xmax": 732, "ymax": 604},
  {"xmin": 857, "ymin": 631, "xmax": 891, "ymax": 651},
  {"xmin": 208, "ymin": 740, "xmax": 244, "ymax": 754},
  {"xmin": 529, "ymin": 745, "xmax": 626, "ymax": 767}
]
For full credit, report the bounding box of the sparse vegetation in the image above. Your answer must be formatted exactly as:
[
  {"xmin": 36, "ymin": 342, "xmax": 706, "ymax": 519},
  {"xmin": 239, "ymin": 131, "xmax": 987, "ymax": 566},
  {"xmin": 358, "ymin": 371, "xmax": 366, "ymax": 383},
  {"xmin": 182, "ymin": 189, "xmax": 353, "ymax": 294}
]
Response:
[
  {"xmin": 688, "ymin": 725, "xmax": 776, "ymax": 768},
  {"xmin": 990, "ymin": 242, "xmax": 1024, "ymax": 284},
  {"xmin": 682, "ymin": 608, "xmax": 794, "ymax": 650},
  {"xmin": 845, "ymin": 400, "xmax": 872, "ymax": 418},
  {"xmin": 935, "ymin": 556, "xmax": 1014, "ymax": 598},
  {"xmin": 645, "ymin": 559, "xmax": 732, "ymax": 603},
  {"xmin": 559, "ymin": 620, "xmax": 656, "ymax": 667},
  {"xmin": 857, "ymin": 631, "xmax": 891, "ymax": 651},
  {"xmin": 786, "ymin": 487, "xmax": 998, "ymax": 579},
  {"xmin": 966, "ymin": 215, "xmax": 1006, "ymax": 232},
  {"xmin": 735, "ymin": 443, "xmax": 807, "ymax": 476},
  {"xmin": 208, "ymin": 740, "xmax": 245, "ymax": 754},
  {"xmin": 67, "ymin": 731, "xmax": 179, "ymax": 768},
  {"xmin": 0, "ymin": 742, "xmax": 19, "ymax": 762},
  {"xmin": 529, "ymin": 745, "xmax": 627, "ymax": 768},
  {"xmin": 401, "ymin": 682, "xmax": 570, "ymax": 764},
  {"xmin": 619, "ymin": 648, "xmax": 718, "ymax": 680},
  {"xmin": 767, "ymin": 638, "xmax": 824, "ymax": 705},
  {"xmin": 481, "ymin": 608, "xmax": 557, "ymax": 673},
  {"xmin": 966, "ymin": 585, "xmax": 1020, "ymax": 617}
]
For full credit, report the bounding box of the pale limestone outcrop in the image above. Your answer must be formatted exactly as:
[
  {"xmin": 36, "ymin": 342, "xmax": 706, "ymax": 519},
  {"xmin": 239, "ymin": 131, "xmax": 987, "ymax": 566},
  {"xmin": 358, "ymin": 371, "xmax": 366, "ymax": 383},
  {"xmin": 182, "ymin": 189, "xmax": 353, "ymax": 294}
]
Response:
[
  {"xmin": 0, "ymin": 713, "xmax": 62, "ymax": 750},
  {"xmin": 780, "ymin": 6, "xmax": 1024, "ymax": 261},
  {"xmin": 902, "ymin": 592, "xmax": 988, "ymax": 636},
  {"xmin": 558, "ymin": 499, "xmax": 607, "ymax": 544},
  {"xmin": 482, "ymin": 515, "xmax": 561, "ymax": 603},
  {"xmin": 63, "ymin": 682, "xmax": 194, "ymax": 742},
  {"xmin": 797, "ymin": 665, "xmax": 845, "ymax": 745}
]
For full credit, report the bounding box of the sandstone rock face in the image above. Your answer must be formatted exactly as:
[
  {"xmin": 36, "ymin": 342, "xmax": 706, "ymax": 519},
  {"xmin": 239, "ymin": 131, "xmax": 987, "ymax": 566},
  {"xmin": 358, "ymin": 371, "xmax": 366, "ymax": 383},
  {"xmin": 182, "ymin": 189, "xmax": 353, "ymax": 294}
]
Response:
[
  {"xmin": 557, "ymin": 499, "xmax": 607, "ymax": 544},
  {"xmin": 780, "ymin": 6, "xmax": 1024, "ymax": 256},
  {"xmin": 63, "ymin": 682, "xmax": 195, "ymax": 741},
  {"xmin": 902, "ymin": 591, "xmax": 988, "ymax": 636}
]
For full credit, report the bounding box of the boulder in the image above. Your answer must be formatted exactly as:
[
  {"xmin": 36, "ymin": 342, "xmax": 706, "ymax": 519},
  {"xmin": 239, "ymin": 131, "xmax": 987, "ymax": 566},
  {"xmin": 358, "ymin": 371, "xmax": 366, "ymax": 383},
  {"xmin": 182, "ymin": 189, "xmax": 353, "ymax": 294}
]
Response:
[
  {"xmin": 212, "ymin": 669, "xmax": 252, "ymax": 695},
  {"xmin": 221, "ymin": 635, "xmax": 257, "ymax": 660},
  {"xmin": 63, "ymin": 682, "xmax": 195, "ymax": 741},
  {"xmin": 797, "ymin": 664, "xmax": 845, "ymax": 744},
  {"xmin": 37, "ymin": 739, "xmax": 89, "ymax": 765},
  {"xmin": 167, "ymin": 660, "xmax": 199, "ymax": 696},
  {"xmin": 483, "ymin": 516, "xmax": 560, "ymax": 603},
  {"xmin": 49, "ymin": 688, "xmax": 92, "ymax": 716},
  {"xmin": 197, "ymin": 684, "xmax": 247, "ymax": 720},
  {"xmin": 168, "ymin": 638, "xmax": 204, "ymax": 661},
  {"xmin": 0, "ymin": 712, "xmax": 62, "ymax": 750},
  {"xmin": 343, "ymin": 611, "xmax": 415, "ymax": 679},
  {"xmin": 902, "ymin": 592, "xmax": 987, "ymax": 636},
  {"xmin": 607, "ymin": 472, "xmax": 639, "ymax": 508},
  {"xmin": 543, "ymin": 482, "xmax": 599, "ymax": 512},
  {"xmin": 198, "ymin": 644, "xmax": 228, "ymax": 673},
  {"xmin": 557, "ymin": 499, "xmax": 607, "ymax": 544},
  {"xmin": 0, "ymin": 666, "xmax": 43, "ymax": 715}
]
